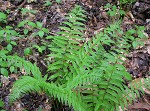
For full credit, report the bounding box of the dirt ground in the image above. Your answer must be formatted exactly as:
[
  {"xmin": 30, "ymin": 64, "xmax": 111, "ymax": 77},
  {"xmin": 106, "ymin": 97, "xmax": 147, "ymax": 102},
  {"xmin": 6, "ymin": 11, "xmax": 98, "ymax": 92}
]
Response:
[{"xmin": 0, "ymin": 0, "xmax": 150, "ymax": 111}]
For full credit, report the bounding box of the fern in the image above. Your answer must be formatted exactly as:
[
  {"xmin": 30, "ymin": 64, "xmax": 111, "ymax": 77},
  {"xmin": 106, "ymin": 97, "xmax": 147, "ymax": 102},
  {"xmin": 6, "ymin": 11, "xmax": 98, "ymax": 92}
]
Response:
[
  {"xmin": 46, "ymin": 5, "xmax": 86, "ymax": 84},
  {"xmin": 8, "ymin": 5, "xmax": 148, "ymax": 111},
  {"xmin": 10, "ymin": 76, "xmax": 87, "ymax": 111},
  {"xmin": 0, "ymin": 50, "xmax": 42, "ymax": 79}
]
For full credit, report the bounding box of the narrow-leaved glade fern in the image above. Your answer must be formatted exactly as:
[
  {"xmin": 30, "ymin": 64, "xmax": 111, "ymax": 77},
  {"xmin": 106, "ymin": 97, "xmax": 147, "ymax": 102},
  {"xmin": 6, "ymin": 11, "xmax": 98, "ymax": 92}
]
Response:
[
  {"xmin": 8, "ymin": 5, "xmax": 147, "ymax": 111},
  {"xmin": 46, "ymin": 5, "xmax": 86, "ymax": 84},
  {"xmin": 0, "ymin": 50, "xmax": 42, "ymax": 79}
]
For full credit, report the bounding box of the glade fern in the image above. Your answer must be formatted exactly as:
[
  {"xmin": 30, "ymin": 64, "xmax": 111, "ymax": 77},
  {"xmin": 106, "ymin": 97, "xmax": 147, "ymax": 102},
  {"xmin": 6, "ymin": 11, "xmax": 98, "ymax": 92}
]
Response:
[
  {"xmin": 8, "ymin": 5, "xmax": 147, "ymax": 111},
  {"xmin": 46, "ymin": 5, "xmax": 86, "ymax": 84},
  {"xmin": 0, "ymin": 50, "xmax": 42, "ymax": 79}
]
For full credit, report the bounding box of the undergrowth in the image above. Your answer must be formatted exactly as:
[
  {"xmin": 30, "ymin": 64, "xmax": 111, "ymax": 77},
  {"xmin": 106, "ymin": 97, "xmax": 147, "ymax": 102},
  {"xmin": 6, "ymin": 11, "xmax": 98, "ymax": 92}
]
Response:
[{"xmin": 0, "ymin": 4, "xmax": 149, "ymax": 111}]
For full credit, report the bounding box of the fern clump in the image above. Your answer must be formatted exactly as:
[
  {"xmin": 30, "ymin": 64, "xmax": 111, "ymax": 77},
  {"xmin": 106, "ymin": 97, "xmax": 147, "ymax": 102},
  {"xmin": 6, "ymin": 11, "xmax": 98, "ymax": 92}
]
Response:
[{"xmin": 9, "ymin": 5, "xmax": 147, "ymax": 111}]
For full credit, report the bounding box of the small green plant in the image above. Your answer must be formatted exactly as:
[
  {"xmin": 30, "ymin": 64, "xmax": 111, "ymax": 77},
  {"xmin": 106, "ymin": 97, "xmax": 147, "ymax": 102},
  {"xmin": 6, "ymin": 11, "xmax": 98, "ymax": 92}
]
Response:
[
  {"xmin": 119, "ymin": 0, "xmax": 136, "ymax": 5},
  {"xmin": 24, "ymin": 47, "xmax": 32, "ymax": 56},
  {"xmin": 104, "ymin": 4, "xmax": 125, "ymax": 22},
  {"xmin": 0, "ymin": 12, "xmax": 7, "ymax": 23},
  {"xmin": 17, "ymin": 20, "xmax": 49, "ymax": 55},
  {"xmin": 0, "ymin": 26, "xmax": 18, "ymax": 41},
  {"xmin": 0, "ymin": 12, "xmax": 18, "ymax": 52},
  {"xmin": 0, "ymin": 99, "xmax": 4, "ymax": 108},
  {"xmin": 18, "ymin": 20, "xmax": 49, "ymax": 38},
  {"xmin": 0, "ymin": 27, "xmax": 17, "ymax": 51},
  {"xmin": 44, "ymin": 0, "xmax": 52, "ymax": 6},
  {"xmin": 21, "ymin": 8, "xmax": 38, "ymax": 16},
  {"xmin": 44, "ymin": 0, "xmax": 62, "ymax": 6},
  {"xmin": 55, "ymin": 0, "xmax": 61, "ymax": 3},
  {"xmin": 0, "ymin": 50, "xmax": 17, "ymax": 76},
  {"xmin": 0, "ymin": 25, "xmax": 18, "ymax": 52},
  {"xmin": 33, "ymin": 45, "xmax": 46, "ymax": 54}
]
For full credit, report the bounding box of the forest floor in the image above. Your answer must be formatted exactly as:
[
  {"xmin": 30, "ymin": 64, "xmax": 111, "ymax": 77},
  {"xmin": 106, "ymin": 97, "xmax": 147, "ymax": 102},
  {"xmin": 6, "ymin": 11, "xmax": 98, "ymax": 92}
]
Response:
[{"xmin": 0, "ymin": 0, "xmax": 150, "ymax": 111}]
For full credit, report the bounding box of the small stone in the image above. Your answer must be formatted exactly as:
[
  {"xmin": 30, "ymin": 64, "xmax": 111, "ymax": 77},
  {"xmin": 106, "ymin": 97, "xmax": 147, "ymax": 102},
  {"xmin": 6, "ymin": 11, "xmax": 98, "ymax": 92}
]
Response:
[
  {"xmin": 146, "ymin": 19, "xmax": 150, "ymax": 22},
  {"xmin": 135, "ymin": 2, "xmax": 140, "ymax": 7}
]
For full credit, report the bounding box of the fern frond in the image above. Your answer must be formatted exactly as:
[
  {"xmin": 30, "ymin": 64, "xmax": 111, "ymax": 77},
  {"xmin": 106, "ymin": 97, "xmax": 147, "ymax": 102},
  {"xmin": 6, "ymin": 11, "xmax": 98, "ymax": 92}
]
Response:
[
  {"xmin": 9, "ymin": 76, "xmax": 87, "ymax": 111},
  {"xmin": 66, "ymin": 62, "xmax": 133, "ymax": 111},
  {"xmin": 43, "ymin": 83, "xmax": 87, "ymax": 111},
  {"xmin": 46, "ymin": 5, "xmax": 86, "ymax": 83},
  {"xmin": 9, "ymin": 76, "xmax": 43, "ymax": 102},
  {"xmin": 0, "ymin": 52, "xmax": 42, "ymax": 79}
]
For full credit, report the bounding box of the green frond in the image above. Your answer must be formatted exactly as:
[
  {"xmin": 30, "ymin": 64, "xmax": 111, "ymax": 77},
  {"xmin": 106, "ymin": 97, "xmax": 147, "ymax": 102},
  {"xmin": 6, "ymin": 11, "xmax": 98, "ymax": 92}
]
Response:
[
  {"xmin": 46, "ymin": 5, "xmax": 86, "ymax": 83},
  {"xmin": 9, "ymin": 75, "xmax": 87, "ymax": 111},
  {"xmin": 9, "ymin": 76, "xmax": 43, "ymax": 102},
  {"xmin": 0, "ymin": 52, "xmax": 42, "ymax": 79},
  {"xmin": 43, "ymin": 83, "xmax": 87, "ymax": 111}
]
